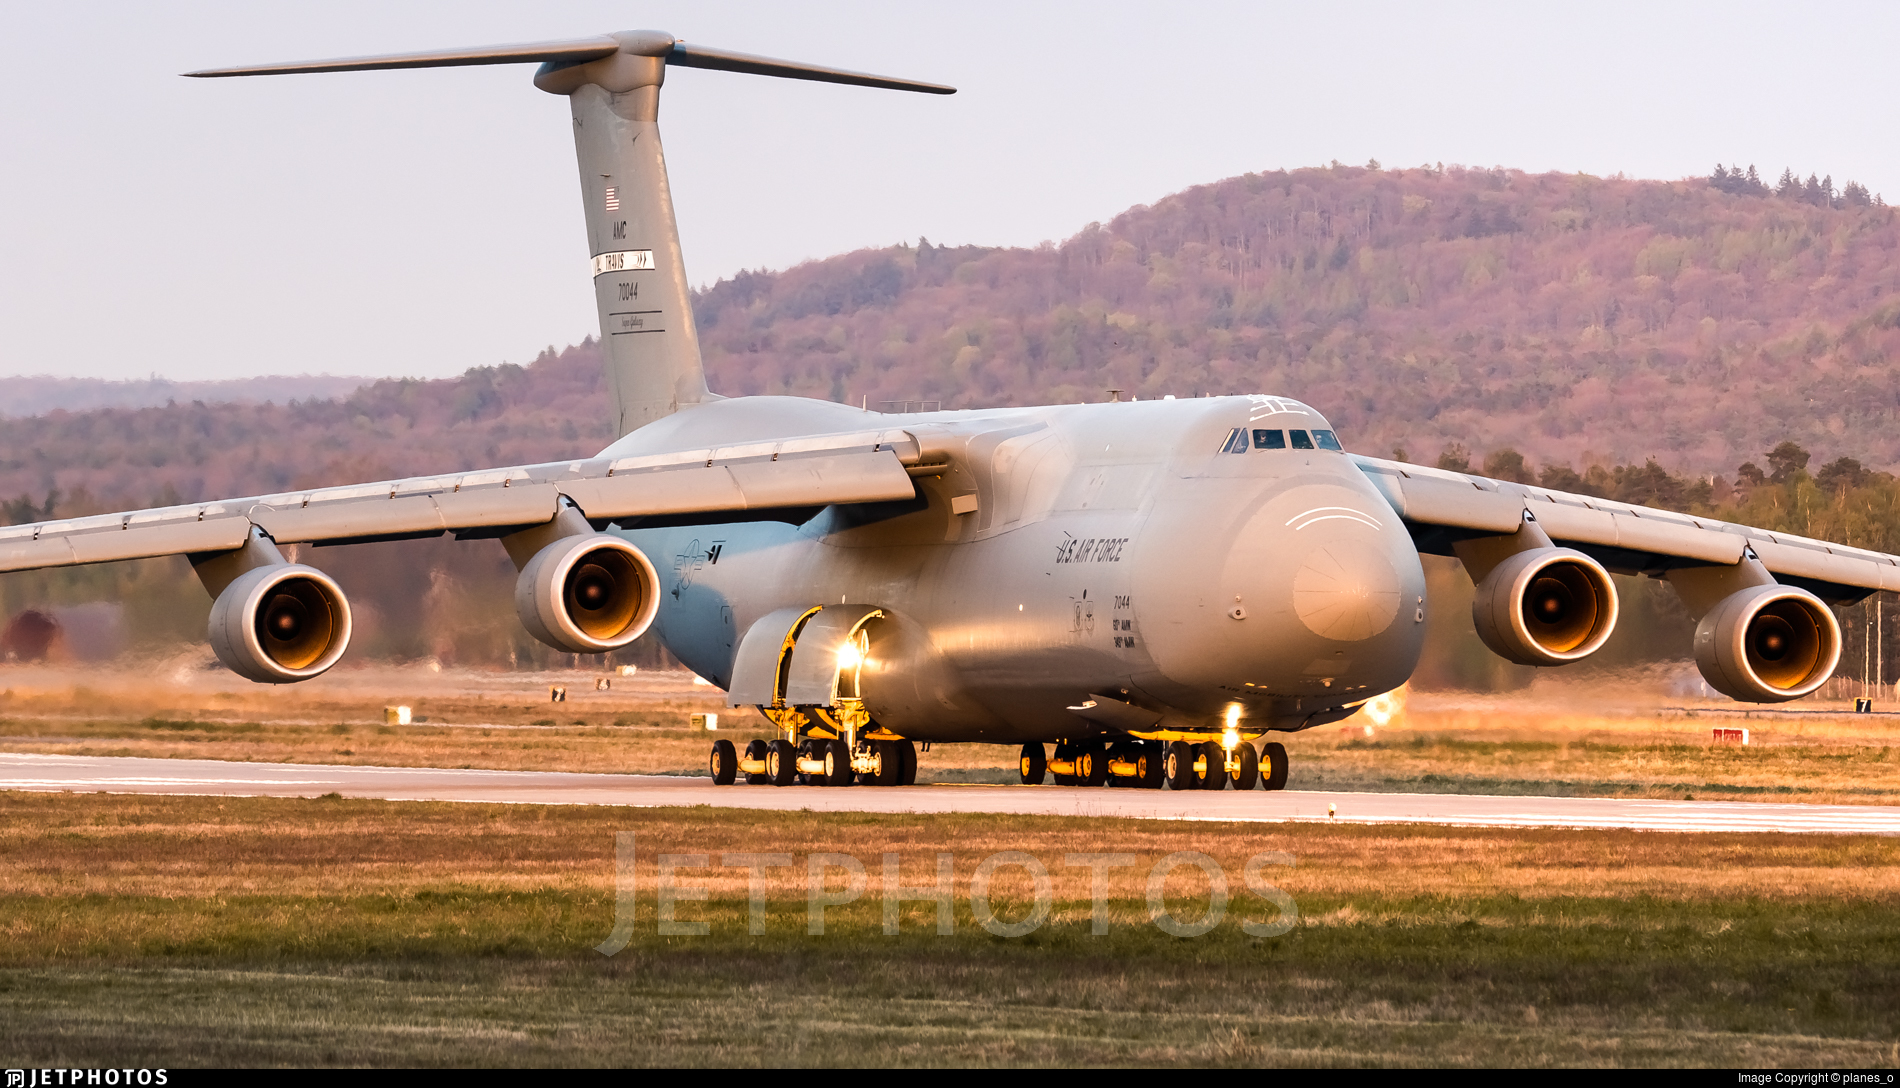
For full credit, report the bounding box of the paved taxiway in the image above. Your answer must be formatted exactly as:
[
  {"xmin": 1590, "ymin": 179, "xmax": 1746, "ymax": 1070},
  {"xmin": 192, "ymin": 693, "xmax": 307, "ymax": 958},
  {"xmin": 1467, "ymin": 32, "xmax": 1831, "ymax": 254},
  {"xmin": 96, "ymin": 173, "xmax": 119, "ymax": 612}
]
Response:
[{"xmin": 3, "ymin": 752, "xmax": 1896, "ymax": 834}]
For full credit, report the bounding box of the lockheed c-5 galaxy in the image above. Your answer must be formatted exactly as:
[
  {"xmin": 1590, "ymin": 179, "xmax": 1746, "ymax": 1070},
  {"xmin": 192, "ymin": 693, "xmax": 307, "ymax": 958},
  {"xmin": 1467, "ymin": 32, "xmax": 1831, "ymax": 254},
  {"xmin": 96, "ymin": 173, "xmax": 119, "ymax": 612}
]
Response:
[{"xmin": 5, "ymin": 32, "xmax": 1897, "ymax": 793}]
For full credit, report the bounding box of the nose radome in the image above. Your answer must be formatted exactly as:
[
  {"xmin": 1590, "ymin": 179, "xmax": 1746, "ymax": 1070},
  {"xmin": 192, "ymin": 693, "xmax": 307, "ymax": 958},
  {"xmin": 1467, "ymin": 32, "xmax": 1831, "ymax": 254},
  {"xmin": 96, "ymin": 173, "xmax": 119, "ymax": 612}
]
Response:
[{"xmin": 1292, "ymin": 538, "xmax": 1402, "ymax": 641}]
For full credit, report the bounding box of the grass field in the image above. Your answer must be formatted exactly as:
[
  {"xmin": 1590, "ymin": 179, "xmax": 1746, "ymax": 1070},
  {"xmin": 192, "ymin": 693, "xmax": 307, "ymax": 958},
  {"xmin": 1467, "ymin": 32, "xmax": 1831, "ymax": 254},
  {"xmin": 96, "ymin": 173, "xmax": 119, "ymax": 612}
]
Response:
[
  {"xmin": 1, "ymin": 663, "xmax": 1896, "ymax": 804},
  {"xmin": 0, "ymin": 790, "xmax": 1896, "ymax": 1066}
]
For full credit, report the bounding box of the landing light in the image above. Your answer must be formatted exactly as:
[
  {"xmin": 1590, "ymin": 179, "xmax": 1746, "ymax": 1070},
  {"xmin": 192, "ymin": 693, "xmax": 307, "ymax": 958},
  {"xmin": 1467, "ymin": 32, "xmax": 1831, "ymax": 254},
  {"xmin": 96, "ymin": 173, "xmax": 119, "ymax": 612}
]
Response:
[
  {"xmin": 836, "ymin": 642, "xmax": 863, "ymax": 669},
  {"xmin": 1362, "ymin": 685, "xmax": 1407, "ymax": 727}
]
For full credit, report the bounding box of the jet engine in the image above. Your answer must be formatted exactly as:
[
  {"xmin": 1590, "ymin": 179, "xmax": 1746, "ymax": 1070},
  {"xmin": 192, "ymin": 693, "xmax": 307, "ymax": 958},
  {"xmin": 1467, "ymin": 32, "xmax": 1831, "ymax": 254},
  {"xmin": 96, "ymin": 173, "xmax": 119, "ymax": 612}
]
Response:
[
  {"xmin": 208, "ymin": 564, "xmax": 354, "ymax": 683},
  {"xmin": 1692, "ymin": 584, "xmax": 1840, "ymax": 702},
  {"xmin": 515, "ymin": 533, "xmax": 659, "ymax": 653},
  {"xmin": 1470, "ymin": 548, "xmax": 1619, "ymax": 666}
]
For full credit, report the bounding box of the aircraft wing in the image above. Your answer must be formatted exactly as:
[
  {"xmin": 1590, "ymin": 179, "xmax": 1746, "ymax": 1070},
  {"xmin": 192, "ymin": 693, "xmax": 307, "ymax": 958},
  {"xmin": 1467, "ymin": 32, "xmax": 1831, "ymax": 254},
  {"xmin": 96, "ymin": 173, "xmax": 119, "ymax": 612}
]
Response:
[
  {"xmin": 0, "ymin": 428, "xmax": 925, "ymax": 574},
  {"xmin": 1352, "ymin": 453, "xmax": 1900, "ymax": 603}
]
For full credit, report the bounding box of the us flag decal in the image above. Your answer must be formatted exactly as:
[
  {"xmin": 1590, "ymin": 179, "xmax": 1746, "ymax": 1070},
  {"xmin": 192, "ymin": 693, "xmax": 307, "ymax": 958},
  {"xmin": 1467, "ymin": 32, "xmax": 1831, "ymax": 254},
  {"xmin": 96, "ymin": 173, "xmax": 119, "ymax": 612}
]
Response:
[{"xmin": 604, "ymin": 187, "xmax": 620, "ymax": 211}]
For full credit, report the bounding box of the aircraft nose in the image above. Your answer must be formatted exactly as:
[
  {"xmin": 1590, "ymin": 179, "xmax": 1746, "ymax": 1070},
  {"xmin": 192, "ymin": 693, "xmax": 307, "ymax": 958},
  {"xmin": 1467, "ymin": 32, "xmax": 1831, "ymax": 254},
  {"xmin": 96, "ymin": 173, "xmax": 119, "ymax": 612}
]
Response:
[
  {"xmin": 1209, "ymin": 483, "xmax": 1426, "ymax": 692},
  {"xmin": 1289, "ymin": 536, "xmax": 1403, "ymax": 642}
]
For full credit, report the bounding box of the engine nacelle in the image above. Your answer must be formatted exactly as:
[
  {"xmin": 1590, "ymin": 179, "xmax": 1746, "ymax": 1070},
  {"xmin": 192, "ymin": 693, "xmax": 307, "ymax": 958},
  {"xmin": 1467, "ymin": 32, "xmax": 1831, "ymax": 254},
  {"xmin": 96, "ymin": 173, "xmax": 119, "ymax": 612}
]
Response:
[
  {"xmin": 1693, "ymin": 584, "xmax": 1840, "ymax": 702},
  {"xmin": 1471, "ymin": 548, "xmax": 1619, "ymax": 666},
  {"xmin": 208, "ymin": 564, "xmax": 353, "ymax": 683},
  {"xmin": 515, "ymin": 533, "xmax": 659, "ymax": 653}
]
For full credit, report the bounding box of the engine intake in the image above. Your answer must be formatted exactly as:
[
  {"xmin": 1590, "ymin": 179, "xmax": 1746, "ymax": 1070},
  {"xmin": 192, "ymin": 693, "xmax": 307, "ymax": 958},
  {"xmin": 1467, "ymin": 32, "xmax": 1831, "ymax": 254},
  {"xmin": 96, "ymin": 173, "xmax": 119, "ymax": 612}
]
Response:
[
  {"xmin": 1471, "ymin": 548, "xmax": 1619, "ymax": 666},
  {"xmin": 208, "ymin": 564, "xmax": 353, "ymax": 683},
  {"xmin": 1693, "ymin": 584, "xmax": 1840, "ymax": 702},
  {"xmin": 515, "ymin": 533, "xmax": 659, "ymax": 653}
]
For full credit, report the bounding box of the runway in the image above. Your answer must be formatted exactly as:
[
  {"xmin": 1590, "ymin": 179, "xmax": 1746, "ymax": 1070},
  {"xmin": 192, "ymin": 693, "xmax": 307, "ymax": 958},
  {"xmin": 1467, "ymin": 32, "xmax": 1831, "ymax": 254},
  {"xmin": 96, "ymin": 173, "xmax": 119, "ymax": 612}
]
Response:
[{"xmin": 2, "ymin": 751, "xmax": 1896, "ymax": 834}]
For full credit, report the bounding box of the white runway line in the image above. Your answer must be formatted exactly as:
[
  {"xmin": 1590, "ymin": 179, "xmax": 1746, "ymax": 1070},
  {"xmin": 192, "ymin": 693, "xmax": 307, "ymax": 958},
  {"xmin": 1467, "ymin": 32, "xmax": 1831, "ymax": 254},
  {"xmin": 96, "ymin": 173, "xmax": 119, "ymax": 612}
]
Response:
[{"xmin": 1, "ymin": 751, "xmax": 1896, "ymax": 834}]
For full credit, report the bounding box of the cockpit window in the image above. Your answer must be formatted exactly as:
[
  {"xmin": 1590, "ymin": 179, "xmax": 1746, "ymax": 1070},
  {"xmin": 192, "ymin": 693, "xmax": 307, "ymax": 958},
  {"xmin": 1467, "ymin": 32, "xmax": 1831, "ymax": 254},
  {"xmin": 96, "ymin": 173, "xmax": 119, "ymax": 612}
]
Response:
[
  {"xmin": 1313, "ymin": 429, "xmax": 1343, "ymax": 451},
  {"xmin": 1219, "ymin": 427, "xmax": 1248, "ymax": 453},
  {"xmin": 1251, "ymin": 429, "xmax": 1286, "ymax": 449},
  {"xmin": 1289, "ymin": 429, "xmax": 1315, "ymax": 450}
]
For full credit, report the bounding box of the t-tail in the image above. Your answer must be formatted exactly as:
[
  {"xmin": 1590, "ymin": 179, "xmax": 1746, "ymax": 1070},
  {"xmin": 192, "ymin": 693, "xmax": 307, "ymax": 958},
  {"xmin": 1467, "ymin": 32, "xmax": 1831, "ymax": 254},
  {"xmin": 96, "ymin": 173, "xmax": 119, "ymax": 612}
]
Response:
[{"xmin": 186, "ymin": 32, "xmax": 954, "ymax": 436}]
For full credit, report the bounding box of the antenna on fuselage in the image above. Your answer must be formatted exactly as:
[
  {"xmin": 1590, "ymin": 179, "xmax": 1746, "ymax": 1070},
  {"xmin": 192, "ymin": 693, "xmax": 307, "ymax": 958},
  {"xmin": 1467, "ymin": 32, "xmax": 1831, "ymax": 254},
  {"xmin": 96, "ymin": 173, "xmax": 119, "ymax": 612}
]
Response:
[{"xmin": 186, "ymin": 33, "xmax": 954, "ymax": 436}]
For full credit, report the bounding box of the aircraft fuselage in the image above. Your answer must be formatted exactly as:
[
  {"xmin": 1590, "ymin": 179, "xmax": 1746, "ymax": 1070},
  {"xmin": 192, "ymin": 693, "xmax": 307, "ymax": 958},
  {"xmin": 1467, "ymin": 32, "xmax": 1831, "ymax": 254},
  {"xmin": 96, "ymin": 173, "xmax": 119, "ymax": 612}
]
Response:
[{"xmin": 606, "ymin": 393, "xmax": 1427, "ymax": 743}]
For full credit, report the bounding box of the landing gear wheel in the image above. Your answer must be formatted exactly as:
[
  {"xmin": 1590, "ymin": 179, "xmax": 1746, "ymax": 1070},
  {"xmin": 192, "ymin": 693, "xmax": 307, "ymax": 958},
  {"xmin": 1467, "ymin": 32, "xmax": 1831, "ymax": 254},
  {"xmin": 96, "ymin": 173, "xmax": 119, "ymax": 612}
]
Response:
[
  {"xmin": 766, "ymin": 738, "xmax": 797, "ymax": 787},
  {"xmin": 1229, "ymin": 742, "xmax": 1259, "ymax": 791},
  {"xmin": 1080, "ymin": 743, "xmax": 1108, "ymax": 787},
  {"xmin": 795, "ymin": 738, "xmax": 816, "ymax": 785},
  {"xmin": 1139, "ymin": 742, "xmax": 1166, "ymax": 789},
  {"xmin": 710, "ymin": 739, "xmax": 737, "ymax": 785},
  {"xmin": 897, "ymin": 739, "xmax": 918, "ymax": 786},
  {"xmin": 1164, "ymin": 740, "xmax": 1197, "ymax": 790},
  {"xmin": 1020, "ymin": 743, "xmax": 1047, "ymax": 785},
  {"xmin": 1262, "ymin": 741, "xmax": 1289, "ymax": 791},
  {"xmin": 864, "ymin": 740, "xmax": 900, "ymax": 787},
  {"xmin": 1195, "ymin": 740, "xmax": 1226, "ymax": 790},
  {"xmin": 743, "ymin": 739, "xmax": 770, "ymax": 785},
  {"xmin": 824, "ymin": 737, "xmax": 854, "ymax": 786}
]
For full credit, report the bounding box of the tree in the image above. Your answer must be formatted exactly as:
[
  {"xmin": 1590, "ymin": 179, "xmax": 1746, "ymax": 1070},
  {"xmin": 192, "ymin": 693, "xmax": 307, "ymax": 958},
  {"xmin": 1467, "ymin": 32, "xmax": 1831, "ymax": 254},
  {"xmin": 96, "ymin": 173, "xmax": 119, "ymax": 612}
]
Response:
[
  {"xmin": 1437, "ymin": 443, "xmax": 1472, "ymax": 473},
  {"xmin": 1538, "ymin": 463, "xmax": 1587, "ymax": 492},
  {"xmin": 1816, "ymin": 456, "xmax": 1867, "ymax": 492},
  {"xmin": 1736, "ymin": 462, "xmax": 1767, "ymax": 488},
  {"xmin": 1765, "ymin": 441, "xmax": 1811, "ymax": 483},
  {"xmin": 1482, "ymin": 448, "xmax": 1533, "ymax": 483}
]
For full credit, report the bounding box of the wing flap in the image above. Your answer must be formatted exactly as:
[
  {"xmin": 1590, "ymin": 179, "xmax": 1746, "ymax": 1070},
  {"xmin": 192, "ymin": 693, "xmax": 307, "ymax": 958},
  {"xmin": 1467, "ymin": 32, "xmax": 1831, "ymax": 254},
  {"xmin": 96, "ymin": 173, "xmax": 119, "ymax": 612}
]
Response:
[
  {"xmin": 248, "ymin": 482, "xmax": 563, "ymax": 544},
  {"xmin": 1, "ymin": 428, "xmax": 923, "ymax": 575},
  {"xmin": 1353, "ymin": 453, "xmax": 1900, "ymax": 593},
  {"xmin": 565, "ymin": 449, "xmax": 915, "ymax": 520},
  {"xmin": 1751, "ymin": 538, "xmax": 1900, "ymax": 591},
  {"xmin": 1379, "ymin": 472, "xmax": 1523, "ymax": 533},
  {"xmin": 0, "ymin": 514, "xmax": 252, "ymax": 573}
]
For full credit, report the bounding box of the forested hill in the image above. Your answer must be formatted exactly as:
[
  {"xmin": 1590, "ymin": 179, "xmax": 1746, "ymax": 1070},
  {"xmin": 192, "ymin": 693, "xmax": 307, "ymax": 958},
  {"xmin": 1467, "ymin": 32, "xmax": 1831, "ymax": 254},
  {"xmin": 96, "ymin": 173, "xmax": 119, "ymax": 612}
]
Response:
[
  {"xmin": 698, "ymin": 162, "xmax": 1900, "ymax": 473},
  {"xmin": 7, "ymin": 162, "xmax": 1900, "ymax": 521}
]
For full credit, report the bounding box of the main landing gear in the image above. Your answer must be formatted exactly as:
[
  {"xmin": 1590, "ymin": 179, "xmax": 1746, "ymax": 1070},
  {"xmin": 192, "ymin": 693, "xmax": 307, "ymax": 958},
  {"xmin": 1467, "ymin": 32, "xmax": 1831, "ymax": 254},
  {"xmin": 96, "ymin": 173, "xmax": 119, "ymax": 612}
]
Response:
[
  {"xmin": 709, "ymin": 699, "xmax": 918, "ymax": 787},
  {"xmin": 1024, "ymin": 738, "xmax": 1289, "ymax": 790}
]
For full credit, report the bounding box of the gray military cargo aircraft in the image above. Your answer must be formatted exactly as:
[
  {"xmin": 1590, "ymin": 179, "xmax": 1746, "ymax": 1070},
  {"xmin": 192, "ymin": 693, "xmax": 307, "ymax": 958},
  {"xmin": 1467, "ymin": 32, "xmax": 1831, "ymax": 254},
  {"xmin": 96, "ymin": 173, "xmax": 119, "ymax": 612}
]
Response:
[{"xmin": 5, "ymin": 32, "xmax": 1896, "ymax": 793}]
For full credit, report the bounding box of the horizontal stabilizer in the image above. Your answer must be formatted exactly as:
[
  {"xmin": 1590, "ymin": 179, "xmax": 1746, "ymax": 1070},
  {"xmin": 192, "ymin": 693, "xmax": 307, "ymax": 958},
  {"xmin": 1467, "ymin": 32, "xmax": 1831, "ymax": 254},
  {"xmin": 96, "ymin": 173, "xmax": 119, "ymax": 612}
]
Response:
[
  {"xmin": 667, "ymin": 42, "xmax": 954, "ymax": 94},
  {"xmin": 184, "ymin": 37, "xmax": 622, "ymax": 77},
  {"xmin": 184, "ymin": 32, "xmax": 954, "ymax": 93}
]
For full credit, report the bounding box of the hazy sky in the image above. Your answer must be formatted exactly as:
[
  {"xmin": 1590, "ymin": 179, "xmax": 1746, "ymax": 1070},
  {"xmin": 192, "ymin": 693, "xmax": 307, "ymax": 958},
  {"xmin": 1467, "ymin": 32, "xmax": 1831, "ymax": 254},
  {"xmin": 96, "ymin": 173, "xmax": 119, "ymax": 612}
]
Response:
[{"xmin": 3, "ymin": 1, "xmax": 1896, "ymax": 383}]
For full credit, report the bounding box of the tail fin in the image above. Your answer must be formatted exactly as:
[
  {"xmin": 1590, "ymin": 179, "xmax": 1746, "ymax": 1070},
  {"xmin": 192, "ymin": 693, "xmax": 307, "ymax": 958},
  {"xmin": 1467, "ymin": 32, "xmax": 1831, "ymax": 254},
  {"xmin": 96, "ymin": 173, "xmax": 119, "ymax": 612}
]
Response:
[{"xmin": 187, "ymin": 31, "xmax": 952, "ymax": 436}]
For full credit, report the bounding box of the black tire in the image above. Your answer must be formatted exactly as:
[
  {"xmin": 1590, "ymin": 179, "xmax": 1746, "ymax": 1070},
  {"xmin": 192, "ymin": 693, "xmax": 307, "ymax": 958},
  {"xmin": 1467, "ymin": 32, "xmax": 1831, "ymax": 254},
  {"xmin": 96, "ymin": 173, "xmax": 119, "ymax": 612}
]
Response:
[
  {"xmin": 1019, "ymin": 742, "xmax": 1046, "ymax": 785},
  {"xmin": 710, "ymin": 739, "xmax": 737, "ymax": 785},
  {"xmin": 1196, "ymin": 740, "xmax": 1226, "ymax": 790},
  {"xmin": 1262, "ymin": 741, "xmax": 1290, "ymax": 791},
  {"xmin": 1164, "ymin": 740, "xmax": 1197, "ymax": 790},
  {"xmin": 1080, "ymin": 743, "xmax": 1108, "ymax": 787},
  {"xmin": 1230, "ymin": 742, "xmax": 1259, "ymax": 791},
  {"xmin": 1139, "ymin": 742, "xmax": 1167, "ymax": 789},
  {"xmin": 766, "ymin": 738, "xmax": 797, "ymax": 786},
  {"xmin": 897, "ymin": 739, "xmax": 918, "ymax": 786},
  {"xmin": 825, "ymin": 737, "xmax": 855, "ymax": 786},
  {"xmin": 795, "ymin": 738, "xmax": 816, "ymax": 785},
  {"xmin": 867, "ymin": 740, "xmax": 900, "ymax": 786},
  {"xmin": 743, "ymin": 739, "xmax": 770, "ymax": 785}
]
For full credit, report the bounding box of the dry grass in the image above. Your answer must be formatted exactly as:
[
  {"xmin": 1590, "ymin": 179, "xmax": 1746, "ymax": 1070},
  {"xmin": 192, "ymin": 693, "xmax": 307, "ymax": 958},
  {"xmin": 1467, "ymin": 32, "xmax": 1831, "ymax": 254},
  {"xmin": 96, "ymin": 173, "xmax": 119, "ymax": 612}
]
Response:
[{"xmin": 0, "ymin": 791, "xmax": 1896, "ymax": 1066}]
